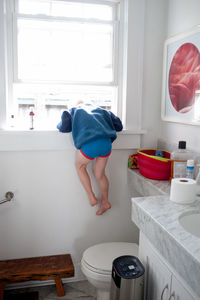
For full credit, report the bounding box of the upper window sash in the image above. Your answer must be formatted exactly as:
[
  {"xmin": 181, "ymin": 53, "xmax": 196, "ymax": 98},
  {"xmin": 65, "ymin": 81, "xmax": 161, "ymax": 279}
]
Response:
[
  {"xmin": 14, "ymin": 0, "xmax": 120, "ymax": 15},
  {"xmin": 13, "ymin": 13, "xmax": 116, "ymax": 25},
  {"xmin": 15, "ymin": 0, "xmax": 117, "ymax": 21},
  {"xmin": 11, "ymin": 0, "xmax": 119, "ymax": 86}
]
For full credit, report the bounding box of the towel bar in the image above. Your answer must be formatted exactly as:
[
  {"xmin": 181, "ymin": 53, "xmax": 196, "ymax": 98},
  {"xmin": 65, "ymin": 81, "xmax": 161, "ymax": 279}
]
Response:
[{"xmin": 0, "ymin": 192, "xmax": 14, "ymax": 205}]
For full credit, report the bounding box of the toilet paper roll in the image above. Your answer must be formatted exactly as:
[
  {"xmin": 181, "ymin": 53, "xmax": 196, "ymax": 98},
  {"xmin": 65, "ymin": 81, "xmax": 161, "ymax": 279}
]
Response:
[{"xmin": 170, "ymin": 178, "xmax": 196, "ymax": 204}]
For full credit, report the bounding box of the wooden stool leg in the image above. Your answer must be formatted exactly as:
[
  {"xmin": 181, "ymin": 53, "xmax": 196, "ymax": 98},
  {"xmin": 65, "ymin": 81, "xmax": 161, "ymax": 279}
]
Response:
[
  {"xmin": 55, "ymin": 278, "xmax": 65, "ymax": 297},
  {"xmin": 0, "ymin": 283, "xmax": 5, "ymax": 300}
]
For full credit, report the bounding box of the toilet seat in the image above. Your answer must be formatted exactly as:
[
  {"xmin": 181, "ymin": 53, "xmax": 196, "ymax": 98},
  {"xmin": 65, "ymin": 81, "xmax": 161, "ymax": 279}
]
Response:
[
  {"xmin": 82, "ymin": 242, "xmax": 138, "ymax": 275},
  {"xmin": 81, "ymin": 259, "xmax": 112, "ymax": 276}
]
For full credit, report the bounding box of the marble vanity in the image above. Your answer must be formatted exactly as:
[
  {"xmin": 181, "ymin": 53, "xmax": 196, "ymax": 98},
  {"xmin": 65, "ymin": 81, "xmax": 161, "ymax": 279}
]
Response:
[{"xmin": 129, "ymin": 168, "xmax": 200, "ymax": 300}]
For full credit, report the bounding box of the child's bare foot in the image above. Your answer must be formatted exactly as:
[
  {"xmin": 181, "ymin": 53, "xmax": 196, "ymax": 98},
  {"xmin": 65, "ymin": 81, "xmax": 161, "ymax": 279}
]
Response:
[
  {"xmin": 96, "ymin": 201, "xmax": 111, "ymax": 215},
  {"xmin": 89, "ymin": 195, "xmax": 98, "ymax": 206}
]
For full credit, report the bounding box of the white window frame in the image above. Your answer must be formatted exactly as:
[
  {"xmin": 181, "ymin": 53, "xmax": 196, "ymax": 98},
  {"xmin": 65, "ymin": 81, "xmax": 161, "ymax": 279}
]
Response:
[
  {"xmin": 0, "ymin": 0, "xmax": 146, "ymax": 152},
  {"xmin": 2, "ymin": 0, "xmax": 122, "ymax": 128},
  {"xmin": 2, "ymin": 0, "xmax": 143, "ymax": 132}
]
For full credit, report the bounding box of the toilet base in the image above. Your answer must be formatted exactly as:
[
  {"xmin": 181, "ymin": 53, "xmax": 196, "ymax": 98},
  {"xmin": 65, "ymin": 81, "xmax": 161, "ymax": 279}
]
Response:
[
  {"xmin": 81, "ymin": 242, "xmax": 139, "ymax": 300},
  {"xmin": 96, "ymin": 289, "xmax": 110, "ymax": 300}
]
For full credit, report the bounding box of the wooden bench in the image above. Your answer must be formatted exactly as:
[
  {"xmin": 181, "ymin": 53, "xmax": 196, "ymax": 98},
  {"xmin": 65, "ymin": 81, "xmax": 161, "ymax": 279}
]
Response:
[{"xmin": 0, "ymin": 254, "xmax": 74, "ymax": 300}]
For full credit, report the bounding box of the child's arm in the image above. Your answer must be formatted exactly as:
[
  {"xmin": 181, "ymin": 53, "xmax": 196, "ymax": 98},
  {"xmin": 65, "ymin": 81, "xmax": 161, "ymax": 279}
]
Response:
[
  {"xmin": 109, "ymin": 111, "xmax": 123, "ymax": 132},
  {"xmin": 57, "ymin": 110, "xmax": 72, "ymax": 132}
]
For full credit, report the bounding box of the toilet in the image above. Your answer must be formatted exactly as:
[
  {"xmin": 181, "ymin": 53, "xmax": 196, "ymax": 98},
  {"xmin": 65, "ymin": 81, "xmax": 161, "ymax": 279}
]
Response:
[{"xmin": 81, "ymin": 242, "xmax": 139, "ymax": 300}]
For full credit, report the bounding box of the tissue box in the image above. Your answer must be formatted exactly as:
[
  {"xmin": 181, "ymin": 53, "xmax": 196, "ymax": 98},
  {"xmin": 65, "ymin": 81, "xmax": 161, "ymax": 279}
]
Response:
[{"xmin": 137, "ymin": 149, "xmax": 171, "ymax": 180}]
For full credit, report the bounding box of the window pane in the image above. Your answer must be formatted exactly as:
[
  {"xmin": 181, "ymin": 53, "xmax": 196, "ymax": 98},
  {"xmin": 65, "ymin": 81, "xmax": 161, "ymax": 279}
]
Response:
[
  {"xmin": 13, "ymin": 84, "xmax": 116, "ymax": 129},
  {"xmin": 18, "ymin": 0, "xmax": 51, "ymax": 15},
  {"xmin": 17, "ymin": 19, "xmax": 113, "ymax": 82},
  {"xmin": 18, "ymin": 0, "xmax": 113, "ymax": 21}
]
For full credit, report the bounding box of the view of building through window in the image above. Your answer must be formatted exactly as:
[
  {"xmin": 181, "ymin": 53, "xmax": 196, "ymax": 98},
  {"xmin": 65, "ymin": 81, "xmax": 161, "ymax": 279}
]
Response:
[{"xmin": 13, "ymin": 84, "xmax": 116, "ymax": 129}]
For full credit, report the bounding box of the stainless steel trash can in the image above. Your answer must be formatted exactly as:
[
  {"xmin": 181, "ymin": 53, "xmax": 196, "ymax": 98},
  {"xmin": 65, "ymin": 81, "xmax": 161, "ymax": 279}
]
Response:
[{"xmin": 110, "ymin": 255, "xmax": 145, "ymax": 300}]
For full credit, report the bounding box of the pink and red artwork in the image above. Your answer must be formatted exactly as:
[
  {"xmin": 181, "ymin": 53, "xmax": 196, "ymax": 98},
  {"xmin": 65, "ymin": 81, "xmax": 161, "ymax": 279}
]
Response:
[{"xmin": 168, "ymin": 43, "xmax": 200, "ymax": 114}]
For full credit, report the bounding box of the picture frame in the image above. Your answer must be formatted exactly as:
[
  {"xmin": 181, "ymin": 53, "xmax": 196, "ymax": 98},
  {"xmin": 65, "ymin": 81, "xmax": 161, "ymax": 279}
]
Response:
[{"xmin": 161, "ymin": 27, "xmax": 200, "ymax": 125}]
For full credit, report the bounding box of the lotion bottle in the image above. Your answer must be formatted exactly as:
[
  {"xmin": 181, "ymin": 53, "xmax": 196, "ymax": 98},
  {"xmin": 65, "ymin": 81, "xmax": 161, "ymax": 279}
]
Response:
[
  {"xmin": 186, "ymin": 159, "xmax": 194, "ymax": 179},
  {"xmin": 170, "ymin": 141, "xmax": 192, "ymax": 179}
]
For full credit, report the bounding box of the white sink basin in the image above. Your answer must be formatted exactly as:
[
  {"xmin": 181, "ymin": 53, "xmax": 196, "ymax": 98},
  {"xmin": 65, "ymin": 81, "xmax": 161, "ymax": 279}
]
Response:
[{"xmin": 179, "ymin": 211, "xmax": 200, "ymax": 238}]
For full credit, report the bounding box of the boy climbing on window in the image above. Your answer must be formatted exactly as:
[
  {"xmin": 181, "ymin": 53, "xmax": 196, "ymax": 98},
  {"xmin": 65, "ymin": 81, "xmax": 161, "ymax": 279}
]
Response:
[{"xmin": 57, "ymin": 102, "xmax": 123, "ymax": 215}]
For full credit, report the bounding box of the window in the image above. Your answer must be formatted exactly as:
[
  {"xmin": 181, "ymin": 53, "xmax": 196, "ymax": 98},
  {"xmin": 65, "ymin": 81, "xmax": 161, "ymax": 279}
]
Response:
[{"xmin": 6, "ymin": 0, "xmax": 120, "ymax": 129}]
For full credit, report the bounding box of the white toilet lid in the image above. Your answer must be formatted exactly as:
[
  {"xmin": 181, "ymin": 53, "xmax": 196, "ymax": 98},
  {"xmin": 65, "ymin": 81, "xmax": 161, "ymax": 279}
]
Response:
[{"xmin": 82, "ymin": 242, "xmax": 138, "ymax": 274}]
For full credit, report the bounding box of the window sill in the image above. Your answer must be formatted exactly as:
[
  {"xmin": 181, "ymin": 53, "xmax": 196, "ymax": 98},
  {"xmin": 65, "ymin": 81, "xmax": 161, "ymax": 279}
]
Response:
[{"xmin": 0, "ymin": 129, "xmax": 146, "ymax": 151}]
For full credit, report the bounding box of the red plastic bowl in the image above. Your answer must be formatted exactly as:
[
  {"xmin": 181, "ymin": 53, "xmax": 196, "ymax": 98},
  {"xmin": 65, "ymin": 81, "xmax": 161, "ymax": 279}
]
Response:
[{"xmin": 137, "ymin": 149, "xmax": 171, "ymax": 180}]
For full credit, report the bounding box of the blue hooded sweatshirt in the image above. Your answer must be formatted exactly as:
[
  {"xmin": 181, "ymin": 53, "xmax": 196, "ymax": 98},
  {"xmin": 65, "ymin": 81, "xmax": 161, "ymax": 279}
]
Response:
[{"xmin": 57, "ymin": 104, "xmax": 123, "ymax": 149}]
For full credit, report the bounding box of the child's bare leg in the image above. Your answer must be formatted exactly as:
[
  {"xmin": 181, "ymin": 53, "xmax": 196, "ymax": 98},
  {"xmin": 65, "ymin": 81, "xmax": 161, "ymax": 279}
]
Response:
[
  {"xmin": 75, "ymin": 151, "xmax": 98, "ymax": 206},
  {"xmin": 94, "ymin": 156, "xmax": 111, "ymax": 215}
]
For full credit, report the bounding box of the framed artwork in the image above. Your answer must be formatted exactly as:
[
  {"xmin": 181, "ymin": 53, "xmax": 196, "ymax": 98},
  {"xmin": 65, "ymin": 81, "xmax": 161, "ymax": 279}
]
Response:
[{"xmin": 161, "ymin": 27, "xmax": 200, "ymax": 125}]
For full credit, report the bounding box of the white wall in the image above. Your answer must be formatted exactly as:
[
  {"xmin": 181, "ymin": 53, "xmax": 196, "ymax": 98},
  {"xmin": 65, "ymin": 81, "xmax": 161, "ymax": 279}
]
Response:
[
  {"xmin": 141, "ymin": 0, "xmax": 168, "ymax": 148},
  {"xmin": 0, "ymin": 140, "xmax": 139, "ymax": 280},
  {"xmin": 160, "ymin": 0, "xmax": 200, "ymax": 150}
]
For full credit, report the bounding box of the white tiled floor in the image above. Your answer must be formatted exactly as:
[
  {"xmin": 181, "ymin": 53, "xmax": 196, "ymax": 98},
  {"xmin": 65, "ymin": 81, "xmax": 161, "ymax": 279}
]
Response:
[{"xmin": 5, "ymin": 281, "xmax": 97, "ymax": 300}]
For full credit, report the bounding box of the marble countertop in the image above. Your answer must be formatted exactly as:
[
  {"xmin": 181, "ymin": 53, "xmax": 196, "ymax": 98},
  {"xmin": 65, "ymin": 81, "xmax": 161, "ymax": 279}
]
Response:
[
  {"xmin": 129, "ymin": 169, "xmax": 200, "ymax": 297},
  {"xmin": 128, "ymin": 169, "xmax": 171, "ymax": 196}
]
